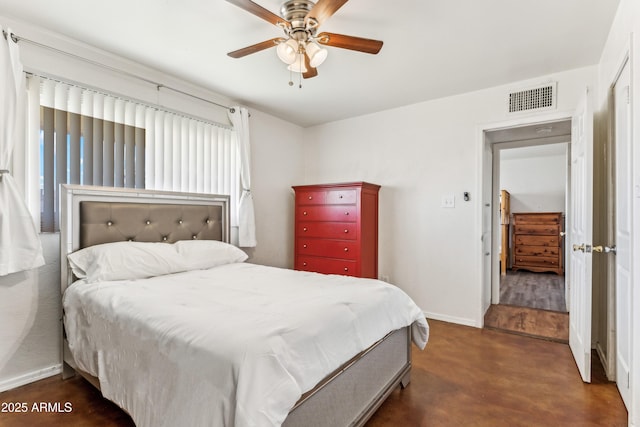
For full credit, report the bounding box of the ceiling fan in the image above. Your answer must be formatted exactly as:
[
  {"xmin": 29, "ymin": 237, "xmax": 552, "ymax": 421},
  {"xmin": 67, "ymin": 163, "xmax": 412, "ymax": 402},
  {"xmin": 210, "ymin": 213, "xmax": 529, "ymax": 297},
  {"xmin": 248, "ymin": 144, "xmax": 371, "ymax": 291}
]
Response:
[{"xmin": 226, "ymin": 0, "xmax": 383, "ymax": 84}]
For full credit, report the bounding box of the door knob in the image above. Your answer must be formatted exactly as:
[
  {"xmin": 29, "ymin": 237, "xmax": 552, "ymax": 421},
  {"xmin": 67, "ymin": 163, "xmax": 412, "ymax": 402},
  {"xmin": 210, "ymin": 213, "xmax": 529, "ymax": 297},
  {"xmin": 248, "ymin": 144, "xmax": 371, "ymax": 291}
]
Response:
[
  {"xmin": 573, "ymin": 244, "xmax": 585, "ymax": 252},
  {"xmin": 593, "ymin": 245, "xmax": 617, "ymax": 254}
]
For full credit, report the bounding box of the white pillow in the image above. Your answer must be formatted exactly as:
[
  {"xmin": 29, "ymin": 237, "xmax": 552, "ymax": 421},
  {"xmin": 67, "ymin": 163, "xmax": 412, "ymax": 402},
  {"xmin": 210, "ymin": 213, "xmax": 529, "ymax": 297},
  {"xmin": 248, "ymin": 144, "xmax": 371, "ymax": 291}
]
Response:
[
  {"xmin": 174, "ymin": 240, "xmax": 248, "ymax": 270},
  {"xmin": 68, "ymin": 240, "xmax": 247, "ymax": 283},
  {"xmin": 68, "ymin": 241, "xmax": 185, "ymax": 282}
]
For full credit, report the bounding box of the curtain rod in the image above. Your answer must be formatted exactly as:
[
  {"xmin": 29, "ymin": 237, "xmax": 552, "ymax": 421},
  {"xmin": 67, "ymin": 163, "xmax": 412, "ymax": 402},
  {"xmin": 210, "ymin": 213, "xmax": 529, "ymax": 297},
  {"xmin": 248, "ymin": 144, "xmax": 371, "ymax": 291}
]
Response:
[{"xmin": 2, "ymin": 29, "xmax": 236, "ymax": 114}]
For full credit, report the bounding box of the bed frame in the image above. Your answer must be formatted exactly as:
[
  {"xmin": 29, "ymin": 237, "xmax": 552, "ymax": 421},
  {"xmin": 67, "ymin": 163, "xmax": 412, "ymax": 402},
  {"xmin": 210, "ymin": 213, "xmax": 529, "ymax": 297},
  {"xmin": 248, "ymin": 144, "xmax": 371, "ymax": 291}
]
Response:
[{"xmin": 59, "ymin": 184, "xmax": 412, "ymax": 427}]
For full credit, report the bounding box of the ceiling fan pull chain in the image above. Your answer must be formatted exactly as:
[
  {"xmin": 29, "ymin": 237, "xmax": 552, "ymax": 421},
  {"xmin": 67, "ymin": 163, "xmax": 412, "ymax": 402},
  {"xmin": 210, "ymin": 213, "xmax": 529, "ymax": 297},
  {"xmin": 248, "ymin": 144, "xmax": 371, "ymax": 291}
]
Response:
[{"xmin": 299, "ymin": 52, "xmax": 303, "ymax": 88}]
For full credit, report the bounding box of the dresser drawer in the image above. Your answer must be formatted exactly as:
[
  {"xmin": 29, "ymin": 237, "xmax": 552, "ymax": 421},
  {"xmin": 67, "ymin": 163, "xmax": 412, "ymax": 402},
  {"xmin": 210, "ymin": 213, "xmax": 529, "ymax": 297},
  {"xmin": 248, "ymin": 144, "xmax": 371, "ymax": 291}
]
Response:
[
  {"xmin": 514, "ymin": 245, "xmax": 559, "ymax": 257},
  {"xmin": 297, "ymin": 222, "xmax": 357, "ymax": 239},
  {"xmin": 297, "ymin": 239, "xmax": 359, "ymax": 260},
  {"xmin": 513, "ymin": 213, "xmax": 562, "ymax": 225},
  {"xmin": 514, "ymin": 235, "xmax": 559, "ymax": 247},
  {"xmin": 514, "ymin": 224, "xmax": 559, "ymax": 236},
  {"xmin": 296, "ymin": 189, "xmax": 358, "ymax": 205},
  {"xmin": 326, "ymin": 189, "xmax": 357, "ymax": 204},
  {"xmin": 513, "ymin": 255, "xmax": 560, "ymax": 268},
  {"xmin": 296, "ymin": 191, "xmax": 326, "ymax": 205},
  {"xmin": 296, "ymin": 256, "xmax": 357, "ymax": 276},
  {"xmin": 297, "ymin": 205, "xmax": 357, "ymax": 222}
]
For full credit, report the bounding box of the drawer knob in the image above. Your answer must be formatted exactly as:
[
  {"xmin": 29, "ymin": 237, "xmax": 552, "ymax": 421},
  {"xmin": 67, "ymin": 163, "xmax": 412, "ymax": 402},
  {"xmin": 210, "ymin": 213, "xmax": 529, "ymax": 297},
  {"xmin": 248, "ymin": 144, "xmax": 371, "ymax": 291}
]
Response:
[
  {"xmin": 344, "ymin": 248, "xmax": 349, "ymax": 252},
  {"xmin": 344, "ymin": 267, "xmax": 349, "ymax": 272},
  {"xmin": 344, "ymin": 229, "xmax": 349, "ymax": 233},
  {"xmin": 308, "ymin": 196, "xmax": 313, "ymax": 200},
  {"xmin": 345, "ymin": 212, "xmax": 349, "ymax": 216},
  {"xmin": 303, "ymin": 244, "xmax": 308, "ymax": 248},
  {"xmin": 303, "ymin": 211, "xmax": 308, "ymax": 216},
  {"xmin": 339, "ymin": 195, "xmax": 343, "ymax": 199},
  {"xmin": 303, "ymin": 262, "xmax": 307, "ymax": 266},
  {"xmin": 303, "ymin": 227, "xmax": 308, "ymax": 232}
]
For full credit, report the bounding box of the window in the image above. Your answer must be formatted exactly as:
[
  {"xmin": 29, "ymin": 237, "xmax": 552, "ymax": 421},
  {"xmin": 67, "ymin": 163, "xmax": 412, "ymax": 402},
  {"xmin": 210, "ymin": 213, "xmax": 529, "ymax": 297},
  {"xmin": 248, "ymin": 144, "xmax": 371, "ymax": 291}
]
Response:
[
  {"xmin": 39, "ymin": 106, "xmax": 145, "ymax": 231},
  {"xmin": 32, "ymin": 76, "xmax": 239, "ymax": 232}
]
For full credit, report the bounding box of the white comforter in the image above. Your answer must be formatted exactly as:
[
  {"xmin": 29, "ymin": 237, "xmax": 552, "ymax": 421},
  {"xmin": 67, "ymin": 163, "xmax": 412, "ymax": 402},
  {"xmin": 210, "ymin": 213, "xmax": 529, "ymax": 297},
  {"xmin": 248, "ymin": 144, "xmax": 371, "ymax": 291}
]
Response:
[{"xmin": 63, "ymin": 262, "xmax": 429, "ymax": 427}]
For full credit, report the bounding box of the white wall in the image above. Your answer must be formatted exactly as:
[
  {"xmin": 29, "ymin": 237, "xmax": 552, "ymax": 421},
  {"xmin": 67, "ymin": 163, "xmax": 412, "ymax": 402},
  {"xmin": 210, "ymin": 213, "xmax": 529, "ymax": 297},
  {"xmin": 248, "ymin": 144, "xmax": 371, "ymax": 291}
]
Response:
[
  {"xmin": 0, "ymin": 15, "xmax": 304, "ymax": 391},
  {"xmin": 244, "ymin": 109, "xmax": 305, "ymax": 269},
  {"xmin": 0, "ymin": 234, "xmax": 60, "ymax": 391},
  {"xmin": 303, "ymin": 67, "xmax": 596, "ymax": 327},
  {"xmin": 499, "ymin": 145, "xmax": 568, "ymax": 214}
]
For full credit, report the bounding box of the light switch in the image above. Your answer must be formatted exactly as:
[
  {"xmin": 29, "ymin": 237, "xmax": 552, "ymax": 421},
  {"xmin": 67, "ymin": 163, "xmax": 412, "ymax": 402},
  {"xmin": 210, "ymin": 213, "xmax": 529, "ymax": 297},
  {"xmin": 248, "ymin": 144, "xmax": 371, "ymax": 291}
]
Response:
[{"xmin": 441, "ymin": 194, "xmax": 455, "ymax": 208}]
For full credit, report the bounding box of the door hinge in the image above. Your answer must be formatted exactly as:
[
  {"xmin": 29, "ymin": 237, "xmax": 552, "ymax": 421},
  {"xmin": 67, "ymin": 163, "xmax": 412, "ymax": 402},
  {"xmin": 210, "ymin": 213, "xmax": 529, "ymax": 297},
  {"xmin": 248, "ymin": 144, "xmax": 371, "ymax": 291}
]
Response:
[
  {"xmin": 626, "ymin": 85, "xmax": 630, "ymax": 105},
  {"xmin": 628, "ymin": 372, "xmax": 630, "ymax": 388}
]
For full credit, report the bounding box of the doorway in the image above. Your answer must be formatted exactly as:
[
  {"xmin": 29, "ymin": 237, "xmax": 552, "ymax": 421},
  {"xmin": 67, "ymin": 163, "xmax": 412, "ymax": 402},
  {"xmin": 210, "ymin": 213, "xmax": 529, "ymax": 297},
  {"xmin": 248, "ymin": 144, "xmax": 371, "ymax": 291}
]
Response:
[
  {"xmin": 498, "ymin": 144, "xmax": 569, "ymax": 313},
  {"xmin": 483, "ymin": 121, "xmax": 572, "ymax": 341}
]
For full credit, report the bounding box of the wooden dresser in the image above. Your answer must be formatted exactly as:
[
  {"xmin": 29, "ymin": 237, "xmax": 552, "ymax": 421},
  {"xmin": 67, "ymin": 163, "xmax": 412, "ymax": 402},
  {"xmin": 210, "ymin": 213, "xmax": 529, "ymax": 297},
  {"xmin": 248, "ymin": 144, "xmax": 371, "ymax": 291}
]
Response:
[
  {"xmin": 292, "ymin": 182, "xmax": 380, "ymax": 278},
  {"xmin": 512, "ymin": 212, "xmax": 563, "ymax": 275}
]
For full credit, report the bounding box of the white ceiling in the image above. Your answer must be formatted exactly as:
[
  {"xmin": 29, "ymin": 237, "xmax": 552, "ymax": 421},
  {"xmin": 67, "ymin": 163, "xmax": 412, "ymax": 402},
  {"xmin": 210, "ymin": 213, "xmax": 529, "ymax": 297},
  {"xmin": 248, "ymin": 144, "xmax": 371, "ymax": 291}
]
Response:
[{"xmin": 0, "ymin": 0, "xmax": 620, "ymax": 127}]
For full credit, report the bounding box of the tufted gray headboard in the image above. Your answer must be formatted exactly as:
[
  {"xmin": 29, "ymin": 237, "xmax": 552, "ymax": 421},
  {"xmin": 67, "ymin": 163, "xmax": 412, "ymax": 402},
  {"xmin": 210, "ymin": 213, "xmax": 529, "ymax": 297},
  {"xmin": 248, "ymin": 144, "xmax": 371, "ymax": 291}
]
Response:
[
  {"xmin": 60, "ymin": 185, "xmax": 230, "ymax": 293},
  {"xmin": 79, "ymin": 202, "xmax": 225, "ymax": 248}
]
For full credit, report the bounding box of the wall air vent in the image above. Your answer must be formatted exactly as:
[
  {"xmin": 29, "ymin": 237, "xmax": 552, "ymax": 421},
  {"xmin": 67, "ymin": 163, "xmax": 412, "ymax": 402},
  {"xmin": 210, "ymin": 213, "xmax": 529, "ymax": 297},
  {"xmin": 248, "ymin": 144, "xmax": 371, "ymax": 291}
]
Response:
[{"xmin": 508, "ymin": 82, "xmax": 557, "ymax": 113}]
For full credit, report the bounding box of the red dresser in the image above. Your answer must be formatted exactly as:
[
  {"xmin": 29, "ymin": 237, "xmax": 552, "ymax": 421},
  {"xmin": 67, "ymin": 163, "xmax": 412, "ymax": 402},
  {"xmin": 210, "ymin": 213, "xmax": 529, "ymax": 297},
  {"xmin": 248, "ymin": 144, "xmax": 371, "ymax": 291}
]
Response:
[{"xmin": 292, "ymin": 182, "xmax": 380, "ymax": 278}]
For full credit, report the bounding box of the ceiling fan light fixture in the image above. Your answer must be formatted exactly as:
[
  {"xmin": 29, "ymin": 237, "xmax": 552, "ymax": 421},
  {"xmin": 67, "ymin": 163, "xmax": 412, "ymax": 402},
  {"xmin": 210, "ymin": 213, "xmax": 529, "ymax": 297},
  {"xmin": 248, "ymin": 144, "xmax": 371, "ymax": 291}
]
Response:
[
  {"xmin": 287, "ymin": 55, "xmax": 308, "ymax": 73},
  {"xmin": 305, "ymin": 41, "xmax": 328, "ymax": 67},
  {"xmin": 276, "ymin": 38, "xmax": 298, "ymax": 65}
]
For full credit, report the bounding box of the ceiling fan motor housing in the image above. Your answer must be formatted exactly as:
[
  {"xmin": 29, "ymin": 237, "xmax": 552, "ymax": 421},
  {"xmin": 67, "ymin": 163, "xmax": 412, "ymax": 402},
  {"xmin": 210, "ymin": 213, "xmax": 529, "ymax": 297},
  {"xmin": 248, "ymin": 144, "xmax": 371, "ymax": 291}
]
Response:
[
  {"xmin": 280, "ymin": 0, "xmax": 314, "ymax": 22},
  {"xmin": 280, "ymin": 0, "xmax": 317, "ymax": 41}
]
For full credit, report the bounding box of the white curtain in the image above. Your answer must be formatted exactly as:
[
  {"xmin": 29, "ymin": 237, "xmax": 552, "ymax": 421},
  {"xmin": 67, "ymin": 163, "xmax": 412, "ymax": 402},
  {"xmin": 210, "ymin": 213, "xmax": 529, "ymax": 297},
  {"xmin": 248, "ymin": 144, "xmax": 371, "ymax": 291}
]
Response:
[
  {"xmin": 228, "ymin": 106, "xmax": 256, "ymax": 247},
  {"xmin": 0, "ymin": 27, "xmax": 44, "ymax": 276}
]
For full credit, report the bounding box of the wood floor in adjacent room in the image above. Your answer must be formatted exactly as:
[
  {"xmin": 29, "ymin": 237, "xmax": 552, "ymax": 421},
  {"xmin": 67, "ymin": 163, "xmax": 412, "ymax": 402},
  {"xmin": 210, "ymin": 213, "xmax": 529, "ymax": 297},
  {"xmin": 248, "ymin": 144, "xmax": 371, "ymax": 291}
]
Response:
[
  {"xmin": 0, "ymin": 320, "xmax": 627, "ymax": 427},
  {"xmin": 499, "ymin": 270, "xmax": 566, "ymax": 312},
  {"xmin": 484, "ymin": 304, "xmax": 569, "ymax": 342}
]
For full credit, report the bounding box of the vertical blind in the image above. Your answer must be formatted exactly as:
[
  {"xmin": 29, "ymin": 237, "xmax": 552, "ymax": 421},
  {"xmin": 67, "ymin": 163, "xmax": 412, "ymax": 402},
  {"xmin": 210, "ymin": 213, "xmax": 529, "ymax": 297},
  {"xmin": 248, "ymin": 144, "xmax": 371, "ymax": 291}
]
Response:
[
  {"xmin": 144, "ymin": 109, "xmax": 239, "ymax": 199},
  {"xmin": 35, "ymin": 76, "xmax": 240, "ymax": 232}
]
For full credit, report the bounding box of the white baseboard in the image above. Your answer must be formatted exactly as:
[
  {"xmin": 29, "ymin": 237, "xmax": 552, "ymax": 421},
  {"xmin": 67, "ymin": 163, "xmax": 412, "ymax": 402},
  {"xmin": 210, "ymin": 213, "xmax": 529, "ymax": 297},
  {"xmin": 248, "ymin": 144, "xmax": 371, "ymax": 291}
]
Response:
[
  {"xmin": 423, "ymin": 311, "xmax": 480, "ymax": 328},
  {"xmin": 0, "ymin": 364, "xmax": 62, "ymax": 393}
]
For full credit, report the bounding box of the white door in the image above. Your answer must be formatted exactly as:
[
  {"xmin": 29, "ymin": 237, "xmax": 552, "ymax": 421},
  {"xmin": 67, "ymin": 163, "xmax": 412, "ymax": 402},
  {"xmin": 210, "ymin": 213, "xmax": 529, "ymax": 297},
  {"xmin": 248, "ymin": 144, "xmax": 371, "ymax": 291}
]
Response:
[
  {"xmin": 613, "ymin": 59, "xmax": 631, "ymax": 408},
  {"xmin": 481, "ymin": 136, "xmax": 494, "ymax": 315},
  {"xmin": 568, "ymin": 88, "xmax": 594, "ymax": 383}
]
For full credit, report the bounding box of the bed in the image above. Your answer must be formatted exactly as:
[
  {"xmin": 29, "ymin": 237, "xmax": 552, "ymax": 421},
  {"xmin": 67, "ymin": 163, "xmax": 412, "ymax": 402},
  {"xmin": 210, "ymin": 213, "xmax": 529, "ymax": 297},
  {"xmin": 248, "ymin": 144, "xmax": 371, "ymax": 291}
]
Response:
[{"xmin": 59, "ymin": 184, "xmax": 429, "ymax": 427}]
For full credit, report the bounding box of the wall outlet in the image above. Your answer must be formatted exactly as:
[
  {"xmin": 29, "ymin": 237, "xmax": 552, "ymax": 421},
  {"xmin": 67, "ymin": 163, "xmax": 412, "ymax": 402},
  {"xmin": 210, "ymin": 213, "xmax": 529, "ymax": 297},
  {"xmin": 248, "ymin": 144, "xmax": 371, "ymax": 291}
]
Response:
[{"xmin": 441, "ymin": 194, "xmax": 455, "ymax": 208}]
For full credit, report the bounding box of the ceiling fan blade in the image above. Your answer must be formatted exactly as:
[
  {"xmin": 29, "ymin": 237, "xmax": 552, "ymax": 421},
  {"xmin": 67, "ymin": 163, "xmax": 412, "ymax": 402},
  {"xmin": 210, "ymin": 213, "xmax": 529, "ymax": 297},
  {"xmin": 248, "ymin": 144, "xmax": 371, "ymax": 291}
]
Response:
[
  {"xmin": 303, "ymin": 53, "xmax": 318, "ymax": 79},
  {"xmin": 228, "ymin": 38, "xmax": 285, "ymax": 58},
  {"xmin": 305, "ymin": 0, "xmax": 349, "ymax": 27},
  {"xmin": 316, "ymin": 32, "xmax": 383, "ymax": 54},
  {"xmin": 226, "ymin": 0, "xmax": 289, "ymax": 28}
]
